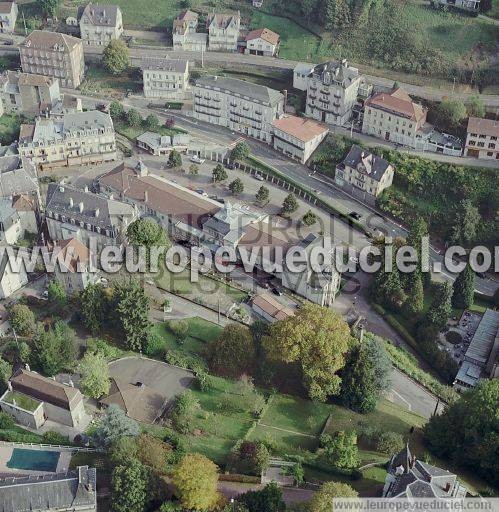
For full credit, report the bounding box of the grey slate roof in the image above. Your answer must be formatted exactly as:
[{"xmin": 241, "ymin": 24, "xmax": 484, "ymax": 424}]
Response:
[
  {"xmin": 46, "ymin": 182, "xmax": 135, "ymax": 231},
  {"xmin": 340, "ymin": 145, "xmax": 392, "ymax": 182},
  {"xmin": 141, "ymin": 57, "xmax": 188, "ymax": 73},
  {"xmin": 313, "ymin": 59, "xmax": 360, "ymax": 87},
  {"xmin": 80, "ymin": 3, "xmax": 120, "ymax": 27},
  {"xmin": 464, "ymin": 309, "xmax": 499, "ymax": 366},
  {"xmin": 195, "ymin": 75, "xmax": 284, "ymax": 107},
  {"xmin": 0, "ymin": 156, "xmax": 38, "ymax": 198},
  {"xmin": 63, "ymin": 110, "xmax": 114, "ymax": 134},
  {"xmin": 0, "ymin": 466, "xmax": 96, "ymax": 512}
]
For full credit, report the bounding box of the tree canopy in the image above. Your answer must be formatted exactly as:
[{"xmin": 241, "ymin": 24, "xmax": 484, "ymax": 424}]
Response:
[
  {"xmin": 238, "ymin": 482, "xmax": 286, "ymax": 512},
  {"xmin": 9, "ymin": 304, "xmax": 36, "ymax": 336},
  {"xmin": 212, "ymin": 164, "xmax": 228, "ymax": 182},
  {"xmin": 103, "ymin": 39, "xmax": 130, "ymax": 75},
  {"xmin": 33, "ymin": 321, "xmax": 76, "ymax": 376},
  {"xmin": 263, "ymin": 304, "xmax": 350, "ymax": 401},
  {"xmin": 78, "ymin": 351, "xmax": 110, "ymax": 399},
  {"xmin": 111, "ymin": 458, "xmax": 147, "ymax": 512},
  {"xmin": 231, "ymin": 142, "xmax": 250, "ymax": 161},
  {"xmin": 309, "ymin": 481, "xmax": 358, "ymax": 512},
  {"xmin": 452, "ymin": 264, "xmax": 475, "ymax": 309},
  {"xmin": 94, "ymin": 404, "xmax": 140, "ymax": 447}
]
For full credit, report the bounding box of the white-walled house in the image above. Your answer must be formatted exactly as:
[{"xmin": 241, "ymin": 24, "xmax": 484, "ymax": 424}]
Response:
[
  {"xmin": 245, "ymin": 28, "xmax": 279, "ymax": 57},
  {"xmin": 0, "ymin": 250, "xmax": 28, "ymax": 299}
]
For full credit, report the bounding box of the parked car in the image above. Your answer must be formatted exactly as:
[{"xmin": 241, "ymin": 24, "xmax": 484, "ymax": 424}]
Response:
[
  {"xmin": 254, "ymin": 173, "xmax": 264, "ymax": 181},
  {"xmin": 227, "ymin": 162, "xmax": 236, "ymax": 170},
  {"xmin": 195, "ymin": 189, "xmax": 208, "ymax": 197},
  {"xmin": 349, "ymin": 211, "xmax": 362, "ymax": 220},
  {"xmin": 271, "ymin": 287, "xmax": 283, "ymax": 296},
  {"xmin": 190, "ymin": 155, "xmax": 205, "ymax": 164}
]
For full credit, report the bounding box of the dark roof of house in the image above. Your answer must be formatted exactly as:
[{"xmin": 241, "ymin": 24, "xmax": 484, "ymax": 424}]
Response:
[
  {"xmin": 46, "ymin": 182, "xmax": 135, "ymax": 232},
  {"xmin": 195, "ymin": 75, "xmax": 284, "ymax": 106},
  {"xmin": 312, "ymin": 59, "xmax": 360, "ymax": 87},
  {"xmin": 0, "ymin": 466, "xmax": 96, "ymax": 512},
  {"xmin": 0, "ymin": 156, "xmax": 38, "ymax": 198},
  {"xmin": 80, "ymin": 3, "xmax": 120, "ymax": 26},
  {"xmin": 365, "ymin": 87, "xmax": 426, "ymax": 122},
  {"xmin": 339, "ymin": 145, "xmax": 392, "ymax": 182},
  {"xmin": 22, "ymin": 30, "xmax": 82, "ymax": 52},
  {"xmin": 9, "ymin": 368, "xmax": 82, "ymax": 411},
  {"xmin": 206, "ymin": 12, "xmax": 240, "ymax": 29},
  {"xmin": 141, "ymin": 57, "xmax": 188, "ymax": 73}
]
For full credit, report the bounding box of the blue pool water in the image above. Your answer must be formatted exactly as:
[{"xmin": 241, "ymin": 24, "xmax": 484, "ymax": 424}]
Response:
[{"xmin": 7, "ymin": 448, "xmax": 60, "ymax": 472}]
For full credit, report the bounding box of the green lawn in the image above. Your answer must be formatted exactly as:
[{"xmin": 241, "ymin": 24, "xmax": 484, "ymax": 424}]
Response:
[
  {"xmin": 3, "ymin": 391, "xmax": 41, "ymax": 412},
  {"xmin": 150, "ymin": 317, "xmax": 222, "ymax": 358},
  {"xmin": 115, "ymin": 122, "xmax": 186, "ymax": 142},
  {"xmin": 80, "ymin": 64, "xmax": 142, "ymax": 98}
]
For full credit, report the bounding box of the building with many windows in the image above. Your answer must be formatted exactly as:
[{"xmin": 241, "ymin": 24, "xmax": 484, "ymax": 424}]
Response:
[
  {"xmin": 464, "ymin": 117, "xmax": 499, "ymax": 160},
  {"xmin": 193, "ymin": 75, "xmax": 284, "ymax": 142},
  {"xmin": 335, "ymin": 145, "xmax": 394, "ymax": 205},
  {"xmin": 362, "ymin": 87, "xmax": 428, "ymax": 150},
  {"xmin": 271, "ymin": 115, "xmax": 328, "ymax": 163},
  {"xmin": 206, "ymin": 12, "xmax": 240, "ymax": 51},
  {"xmin": 18, "ymin": 110, "xmax": 117, "ymax": 170},
  {"xmin": 305, "ymin": 60, "xmax": 364, "ymax": 126},
  {"xmin": 172, "ymin": 9, "xmax": 207, "ymax": 51},
  {"xmin": 78, "ymin": 3, "xmax": 123, "ymax": 46},
  {"xmin": 20, "ymin": 30, "xmax": 85, "ymax": 88},
  {"xmin": 141, "ymin": 57, "xmax": 189, "ymax": 100}
]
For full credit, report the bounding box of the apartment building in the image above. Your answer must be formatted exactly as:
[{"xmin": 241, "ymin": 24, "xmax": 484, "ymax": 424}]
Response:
[
  {"xmin": 20, "ymin": 30, "xmax": 85, "ymax": 88},
  {"xmin": 141, "ymin": 57, "xmax": 189, "ymax": 100},
  {"xmin": 464, "ymin": 117, "xmax": 499, "ymax": 160},
  {"xmin": 0, "ymin": 466, "xmax": 97, "ymax": 512},
  {"xmin": 193, "ymin": 75, "xmax": 284, "ymax": 143},
  {"xmin": 0, "ymin": 1, "xmax": 17, "ymax": 34},
  {"xmin": 362, "ymin": 87, "xmax": 428, "ymax": 150},
  {"xmin": 305, "ymin": 59, "xmax": 364, "ymax": 126},
  {"xmin": 293, "ymin": 62, "xmax": 315, "ymax": 91},
  {"xmin": 45, "ymin": 182, "xmax": 138, "ymax": 251},
  {"xmin": 0, "ymin": 71, "xmax": 61, "ymax": 115},
  {"xmin": 79, "ymin": 3, "xmax": 123, "ymax": 46},
  {"xmin": 172, "ymin": 9, "xmax": 207, "ymax": 51},
  {"xmin": 271, "ymin": 115, "xmax": 328, "ymax": 164},
  {"xmin": 245, "ymin": 28, "xmax": 279, "ymax": 57},
  {"xmin": 18, "ymin": 110, "xmax": 117, "ymax": 170},
  {"xmin": 335, "ymin": 145, "xmax": 394, "ymax": 205},
  {"xmin": 206, "ymin": 12, "xmax": 240, "ymax": 52}
]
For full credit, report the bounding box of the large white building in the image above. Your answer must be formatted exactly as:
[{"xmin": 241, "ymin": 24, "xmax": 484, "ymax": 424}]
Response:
[
  {"xmin": 18, "ymin": 110, "xmax": 117, "ymax": 170},
  {"xmin": 305, "ymin": 60, "xmax": 364, "ymax": 126},
  {"xmin": 206, "ymin": 12, "xmax": 240, "ymax": 52},
  {"xmin": 172, "ymin": 9, "xmax": 207, "ymax": 52},
  {"xmin": 362, "ymin": 87, "xmax": 428, "ymax": 150},
  {"xmin": 79, "ymin": 3, "xmax": 123, "ymax": 46},
  {"xmin": 271, "ymin": 115, "xmax": 329, "ymax": 164},
  {"xmin": 141, "ymin": 57, "xmax": 189, "ymax": 100},
  {"xmin": 193, "ymin": 75, "xmax": 284, "ymax": 143}
]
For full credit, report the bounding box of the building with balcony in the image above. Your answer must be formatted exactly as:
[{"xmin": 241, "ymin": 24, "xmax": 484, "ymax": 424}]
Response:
[
  {"xmin": 362, "ymin": 87, "xmax": 428, "ymax": 150},
  {"xmin": 18, "ymin": 110, "xmax": 117, "ymax": 170},
  {"xmin": 271, "ymin": 115, "xmax": 328, "ymax": 163},
  {"xmin": 193, "ymin": 75, "xmax": 284, "ymax": 143},
  {"xmin": 464, "ymin": 117, "xmax": 499, "ymax": 160},
  {"xmin": 141, "ymin": 57, "xmax": 189, "ymax": 100},
  {"xmin": 78, "ymin": 3, "xmax": 123, "ymax": 46},
  {"xmin": 0, "ymin": 1, "xmax": 17, "ymax": 34},
  {"xmin": 335, "ymin": 145, "xmax": 394, "ymax": 205},
  {"xmin": 20, "ymin": 30, "xmax": 85, "ymax": 89},
  {"xmin": 305, "ymin": 59, "xmax": 365, "ymax": 126},
  {"xmin": 206, "ymin": 12, "xmax": 240, "ymax": 52}
]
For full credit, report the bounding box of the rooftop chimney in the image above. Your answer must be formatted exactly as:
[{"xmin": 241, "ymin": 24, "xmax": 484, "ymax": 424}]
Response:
[
  {"xmin": 79, "ymin": 202, "xmax": 84, "ymax": 213},
  {"xmin": 69, "ymin": 197, "xmax": 73, "ymax": 207},
  {"xmin": 144, "ymin": 190, "xmax": 148, "ymax": 202}
]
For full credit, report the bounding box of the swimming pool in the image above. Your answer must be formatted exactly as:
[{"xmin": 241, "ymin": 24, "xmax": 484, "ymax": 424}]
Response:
[{"xmin": 7, "ymin": 448, "xmax": 60, "ymax": 472}]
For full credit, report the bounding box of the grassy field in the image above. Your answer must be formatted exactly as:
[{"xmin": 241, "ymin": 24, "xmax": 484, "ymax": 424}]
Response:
[
  {"xmin": 80, "ymin": 64, "xmax": 142, "ymax": 98},
  {"xmin": 115, "ymin": 122, "xmax": 186, "ymax": 142},
  {"xmin": 0, "ymin": 114, "xmax": 21, "ymax": 146}
]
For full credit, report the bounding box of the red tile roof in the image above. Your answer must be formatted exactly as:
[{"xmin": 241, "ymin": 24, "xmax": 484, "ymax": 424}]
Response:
[
  {"xmin": 365, "ymin": 88, "xmax": 426, "ymax": 122},
  {"xmin": 245, "ymin": 27, "xmax": 280, "ymax": 46},
  {"xmin": 467, "ymin": 117, "xmax": 499, "ymax": 138}
]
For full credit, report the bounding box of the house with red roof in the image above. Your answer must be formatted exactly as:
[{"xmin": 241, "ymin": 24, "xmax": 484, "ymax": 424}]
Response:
[{"xmin": 245, "ymin": 27, "xmax": 280, "ymax": 56}]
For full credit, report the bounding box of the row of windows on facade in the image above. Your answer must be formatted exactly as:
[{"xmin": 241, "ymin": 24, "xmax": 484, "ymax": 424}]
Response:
[
  {"xmin": 48, "ymin": 211, "xmax": 115, "ymax": 236},
  {"xmin": 468, "ymin": 140, "xmax": 496, "ymax": 149},
  {"xmin": 469, "ymin": 133, "xmax": 497, "ymax": 140},
  {"xmin": 367, "ymin": 109, "xmax": 414, "ymax": 128}
]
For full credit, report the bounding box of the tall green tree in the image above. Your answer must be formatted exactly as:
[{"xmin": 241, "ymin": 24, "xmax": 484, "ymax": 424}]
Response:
[
  {"xmin": 256, "ymin": 185, "xmax": 270, "ymax": 204},
  {"xmin": 238, "ymin": 482, "xmax": 285, "ymax": 512},
  {"xmin": 9, "ymin": 304, "xmax": 36, "ymax": 336},
  {"xmin": 145, "ymin": 114, "xmax": 159, "ymax": 130},
  {"xmin": 80, "ymin": 283, "xmax": 107, "ymax": 334},
  {"xmin": 168, "ymin": 149, "xmax": 182, "ymax": 168},
  {"xmin": 450, "ymin": 199, "xmax": 481, "ymax": 244},
  {"xmin": 282, "ymin": 193, "xmax": 299, "ymax": 216},
  {"xmin": 78, "ymin": 352, "xmax": 110, "ymax": 399},
  {"xmin": 321, "ymin": 431, "xmax": 359, "ymax": 469},
  {"xmin": 38, "ymin": 0, "xmax": 60, "ymax": 16},
  {"xmin": 340, "ymin": 336, "xmax": 391, "ymax": 413},
  {"xmin": 33, "ymin": 321, "xmax": 76, "ymax": 376},
  {"xmin": 309, "ymin": 481, "xmax": 358, "ymax": 512},
  {"xmin": 47, "ymin": 280, "xmax": 67, "ymax": 306},
  {"xmin": 109, "ymin": 101, "xmax": 124, "ymax": 120},
  {"xmin": 229, "ymin": 178, "xmax": 244, "ymax": 195},
  {"xmin": 210, "ymin": 324, "xmax": 255, "ymax": 378},
  {"xmin": 301, "ymin": 0, "xmax": 318, "ymax": 21},
  {"xmin": 112, "ymin": 279, "xmax": 150, "ymax": 351},
  {"xmin": 212, "ymin": 164, "xmax": 228, "ymax": 182},
  {"xmin": 263, "ymin": 304, "xmax": 350, "ymax": 402},
  {"xmin": 103, "ymin": 39, "xmax": 130, "ymax": 75},
  {"xmin": 424, "ymin": 380, "xmax": 499, "ymax": 488},
  {"xmin": 111, "ymin": 458, "xmax": 147, "ymax": 512},
  {"xmin": 0, "ymin": 357, "xmax": 12, "ymax": 393},
  {"xmin": 126, "ymin": 108, "xmax": 142, "ymax": 127},
  {"xmin": 231, "ymin": 142, "xmax": 250, "ymax": 161},
  {"xmin": 405, "ymin": 270, "xmax": 425, "ymax": 315},
  {"xmin": 466, "ymin": 96, "xmax": 485, "ymax": 118},
  {"xmin": 436, "ymin": 99, "xmax": 467, "ymax": 131},
  {"xmin": 171, "ymin": 453, "xmax": 220, "ymax": 511},
  {"xmin": 127, "ymin": 218, "xmax": 169, "ymax": 267},
  {"xmin": 427, "ymin": 282, "xmax": 453, "ymax": 331},
  {"xmin": 452, "ymin": 264, "xmax": 475, "ymax": 309}
]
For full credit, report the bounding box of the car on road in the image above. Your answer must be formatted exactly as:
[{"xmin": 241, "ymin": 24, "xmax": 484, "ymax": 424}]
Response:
[
  {"xmin": 349, "ymin": 211, "xmax": 362, "ymax": 220},
  {"xmin": 190, "ymin": 155, "xmax": 205, "ymax": 164},
  {"xmin": 271, "ymin": 287, "xmax": 283, "ymax": 296},
  {"xmin": 254, "ymin": 173, "xmax": 264, "ymax": 181},
  {"xmin": 226, "ymin": 162, "xmax": 236, "ymax": 170},
  {"xmin": 195, "ymin": 189, "xmax": 208, "ymax": 197}
]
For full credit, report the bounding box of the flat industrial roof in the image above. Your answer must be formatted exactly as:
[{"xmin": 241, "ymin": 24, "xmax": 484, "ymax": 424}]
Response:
[{"xmin": 464, "ymin": 309, "xmax": 499, "ymax": 366}]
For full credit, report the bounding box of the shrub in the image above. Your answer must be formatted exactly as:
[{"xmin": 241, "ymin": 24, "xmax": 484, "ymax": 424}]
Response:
[
  {"xmin": 144, "ymin": 331, "xmax": 166, "ymax": 357},
  {"xmin": 375, "ymin": 431, "xmax": 404, "ymax": 454},
  {"xmin": 164, "ymin": 349, "xmax": 206, "ymax": 373},
  {"xmin": 0, "ymin": 412, "xmax": 14, "ymax": 429},
  {"xmin": 42, "ymin": 431, "xmax": 71, "ymax": 445},
  {"xmin": 445, "ymin": 331, "xmax": 463, "ymax": 345},
  {"xmin": 86, "ymin": 338, "xmax": 122, "ymax": 360},
  {"xmin": 196, "ymin": 371, "xmax": 216, "ymax": 392},
  {"xmin": 169, "ymin": 320, "xmax": 189, "ymax": 342}
]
